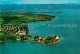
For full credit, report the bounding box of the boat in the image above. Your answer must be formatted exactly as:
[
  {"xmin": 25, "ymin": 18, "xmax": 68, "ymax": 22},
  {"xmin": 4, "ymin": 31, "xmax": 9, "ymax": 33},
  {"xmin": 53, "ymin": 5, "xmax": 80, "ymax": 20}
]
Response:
[{"xmin": 64, "ymin": 34, "xmax": 69, "ymax": 36}]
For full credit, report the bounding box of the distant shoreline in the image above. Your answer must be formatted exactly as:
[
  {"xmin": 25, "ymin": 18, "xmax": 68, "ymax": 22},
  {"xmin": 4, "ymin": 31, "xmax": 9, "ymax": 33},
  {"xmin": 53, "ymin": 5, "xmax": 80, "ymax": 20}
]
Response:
[
  {"xmin": 40, "ymin": 12, "xmax": 62, "ymax": 13},
  {"xmin": 59, "ymin": 9, "xmax": 80, "ymax": 10}
]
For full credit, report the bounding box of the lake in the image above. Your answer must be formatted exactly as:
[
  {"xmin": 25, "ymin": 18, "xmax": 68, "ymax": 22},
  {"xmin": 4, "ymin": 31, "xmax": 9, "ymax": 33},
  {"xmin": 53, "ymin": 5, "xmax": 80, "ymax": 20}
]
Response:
[{"xmin": 0, "ymin": 10, "xmax": 80, "ymax": 54}]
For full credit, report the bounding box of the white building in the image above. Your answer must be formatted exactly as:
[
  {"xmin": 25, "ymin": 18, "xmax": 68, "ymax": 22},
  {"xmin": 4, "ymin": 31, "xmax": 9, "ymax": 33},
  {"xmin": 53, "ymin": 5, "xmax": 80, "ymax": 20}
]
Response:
[
  {"xmin": 16, "ymin": 30, "xmax": 26, "ymax": 35},
  {"xmin": 55, "ymin": 36, "xmax": 59, "ymax": 40}
]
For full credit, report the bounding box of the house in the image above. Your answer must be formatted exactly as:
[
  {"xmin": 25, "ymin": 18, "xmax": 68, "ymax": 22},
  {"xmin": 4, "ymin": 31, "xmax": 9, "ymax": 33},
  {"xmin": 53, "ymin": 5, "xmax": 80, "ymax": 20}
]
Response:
[
  {"xmin": 54, "ymin": 36, "xmax": 59, "ymax": 40},
  {"xmin": 38, "ymin": 36, "xmax": 41, "ymax": 39},
  {"xmin": 16, "ymin": 30, "xmax": 26, "ymax": 35},
  {"xmin": 38, "ymin": 36, "xmax": 45, "ymax": 41},
  {"xmin": 41, "ymin": 37, "xmax": 45, "ymax": 41}
]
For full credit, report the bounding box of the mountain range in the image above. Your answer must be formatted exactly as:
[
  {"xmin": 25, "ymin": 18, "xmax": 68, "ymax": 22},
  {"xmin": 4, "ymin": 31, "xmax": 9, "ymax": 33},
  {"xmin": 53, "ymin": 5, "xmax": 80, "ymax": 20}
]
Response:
[{"xmin": 0, "ymin": 4, "xmax": 80, "ymax": 12}]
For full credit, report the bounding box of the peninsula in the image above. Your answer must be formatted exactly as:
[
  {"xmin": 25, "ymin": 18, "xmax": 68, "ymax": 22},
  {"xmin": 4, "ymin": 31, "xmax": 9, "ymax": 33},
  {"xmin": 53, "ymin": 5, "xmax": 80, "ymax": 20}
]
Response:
[{"xmin": 0, "ymin": 12, "xmax": 60, "ymax": 44}]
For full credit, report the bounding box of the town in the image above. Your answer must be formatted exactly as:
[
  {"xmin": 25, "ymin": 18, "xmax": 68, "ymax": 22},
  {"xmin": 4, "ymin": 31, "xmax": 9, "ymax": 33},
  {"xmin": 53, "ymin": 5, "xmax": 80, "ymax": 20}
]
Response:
[{"xmin": 0, "ymin": 24, "xmax": 60, "ymax": 44}]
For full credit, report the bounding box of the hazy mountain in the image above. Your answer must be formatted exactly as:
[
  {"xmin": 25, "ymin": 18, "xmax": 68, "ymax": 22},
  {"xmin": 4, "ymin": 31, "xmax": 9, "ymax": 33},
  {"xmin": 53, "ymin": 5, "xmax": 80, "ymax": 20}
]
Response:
[{"xmin": 0, "ymin": 4, "xmax": 80, "ymax": 12}]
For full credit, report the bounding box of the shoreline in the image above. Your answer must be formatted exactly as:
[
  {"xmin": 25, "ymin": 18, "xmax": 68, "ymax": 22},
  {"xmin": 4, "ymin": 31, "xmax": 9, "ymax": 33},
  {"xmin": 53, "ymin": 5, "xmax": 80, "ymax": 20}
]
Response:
[
  {"xmin": 0, "ymin": 37, "xmax": 60, "ymax": 45},
  {"xmin": 0, "ymin": 12, "xmax": 60, "ymax": 45},
  {"xmin": 40, "ymin": 12, "xmax": 62, "ymax": 13}
]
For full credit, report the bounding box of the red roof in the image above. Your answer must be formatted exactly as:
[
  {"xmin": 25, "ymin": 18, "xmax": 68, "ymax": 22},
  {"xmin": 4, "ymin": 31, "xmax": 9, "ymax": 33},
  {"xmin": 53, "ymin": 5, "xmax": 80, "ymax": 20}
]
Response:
[
  {"xmin": 38, "ymin": 36, "xmax": 41, "ymax": 39},
  {"xmin": 41, "ymin": 37, "xmax": 45, "ymax": 39}
]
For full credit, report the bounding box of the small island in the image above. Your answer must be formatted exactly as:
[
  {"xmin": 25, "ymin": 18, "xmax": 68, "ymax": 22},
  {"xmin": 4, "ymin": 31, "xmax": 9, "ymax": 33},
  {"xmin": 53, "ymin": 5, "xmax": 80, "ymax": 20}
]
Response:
[{"xmin": 0, "ymin": 12, "xmax": 60, "ymax": 44}]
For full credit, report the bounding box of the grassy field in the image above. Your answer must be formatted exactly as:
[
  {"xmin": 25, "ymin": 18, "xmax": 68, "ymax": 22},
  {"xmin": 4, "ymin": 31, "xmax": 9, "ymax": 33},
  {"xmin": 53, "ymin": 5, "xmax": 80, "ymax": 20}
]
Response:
[
  {"xmin": 0, "ymin": 12, "xmax": 55, "ymax": 24},
  {"xmin": 0, "ymin": 18, "xmax": 3, "ymax": 24}
]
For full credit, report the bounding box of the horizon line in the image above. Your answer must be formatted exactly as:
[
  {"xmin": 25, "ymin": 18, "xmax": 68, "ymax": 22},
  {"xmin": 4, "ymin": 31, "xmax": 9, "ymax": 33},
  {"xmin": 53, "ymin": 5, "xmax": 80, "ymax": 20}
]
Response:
[{"xmin": 0, "ymin": 3, "xmax": 80, "ymax": 5}]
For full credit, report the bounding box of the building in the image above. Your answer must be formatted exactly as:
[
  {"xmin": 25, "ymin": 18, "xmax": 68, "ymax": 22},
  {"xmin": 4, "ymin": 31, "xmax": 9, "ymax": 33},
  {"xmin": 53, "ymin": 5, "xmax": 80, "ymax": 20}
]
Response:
[
  {"xmin": 38, "ymin": 36, "xmax": 45, "ymax": 41},
  {"xmin": 55, "ymin": 36, "xmax": 59, "ymax": 40},
  {"xmin": 16, "ymin": 30, "xmax": 26, "ymax": 35},
  {"xmin": 38, "ymin": 36, "xmax": 41, "ymax": 39},
  {"xmin": 41, "ymin": 37, "xmax": 45, "ymax": 41}
]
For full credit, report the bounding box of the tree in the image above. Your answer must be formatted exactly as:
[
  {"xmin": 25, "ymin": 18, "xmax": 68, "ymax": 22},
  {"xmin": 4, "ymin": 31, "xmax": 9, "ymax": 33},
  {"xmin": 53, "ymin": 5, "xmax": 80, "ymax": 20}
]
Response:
[
  {"xmin": 44, "ymin": 40, "xmax": 51, "ymax": 44},
  {"xmin": 20, "ymin": 35, "xmax": 25, "ymax": 41}
]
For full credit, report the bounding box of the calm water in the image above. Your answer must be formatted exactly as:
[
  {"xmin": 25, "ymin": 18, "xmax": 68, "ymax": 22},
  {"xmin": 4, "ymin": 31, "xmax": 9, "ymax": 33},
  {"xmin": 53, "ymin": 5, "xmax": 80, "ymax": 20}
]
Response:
[{"xmin": 0, "ymin": 10, "xmax": 80, "ymax": 54}]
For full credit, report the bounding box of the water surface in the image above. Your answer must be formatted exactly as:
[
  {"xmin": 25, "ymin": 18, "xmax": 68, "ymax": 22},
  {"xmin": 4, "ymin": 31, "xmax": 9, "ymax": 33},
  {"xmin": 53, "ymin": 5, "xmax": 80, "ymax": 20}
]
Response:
[{"xmin": 0, "ymin": 10, "xmax": 80, "ymax": 54}]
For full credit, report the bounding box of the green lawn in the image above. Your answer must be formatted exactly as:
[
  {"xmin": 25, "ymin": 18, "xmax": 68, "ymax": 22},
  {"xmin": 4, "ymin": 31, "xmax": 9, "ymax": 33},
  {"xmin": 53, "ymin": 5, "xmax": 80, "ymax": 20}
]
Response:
[
  {"xmin": 0, "ymin": 12, "xmax": 55, "ymax": 25},
  {"xmin": 0, "ymin": 18, "xmax": 4, "ymax": 24},
  {"xmin": 0, "ymin": 32, "xmax": 4, "ymax": 36}
]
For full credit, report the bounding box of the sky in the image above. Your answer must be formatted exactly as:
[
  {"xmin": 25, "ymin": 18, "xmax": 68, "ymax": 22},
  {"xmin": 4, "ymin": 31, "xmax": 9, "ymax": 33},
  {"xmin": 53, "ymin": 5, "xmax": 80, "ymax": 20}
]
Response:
[{"xmin": 0, "ymin": 0, "xmax": 80, "ymax": 4}]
